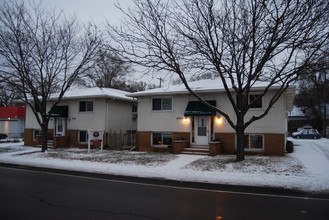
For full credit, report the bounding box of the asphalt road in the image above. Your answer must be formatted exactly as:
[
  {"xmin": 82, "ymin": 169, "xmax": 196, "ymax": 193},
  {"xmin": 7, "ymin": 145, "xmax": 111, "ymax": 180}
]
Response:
[{"xmin": 0, "ymin": 166, "xmax": 328, "ymax": 220}]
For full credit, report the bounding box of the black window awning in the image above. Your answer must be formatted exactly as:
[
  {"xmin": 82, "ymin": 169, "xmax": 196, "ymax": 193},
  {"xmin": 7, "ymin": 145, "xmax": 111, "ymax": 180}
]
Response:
[
  {"xmin": 184, "ymin": 100, "xmax": 216, "ymax": 116},
  {"xmin": 49, "ymin": 106, "xmax": 68, "ymax": 117}
]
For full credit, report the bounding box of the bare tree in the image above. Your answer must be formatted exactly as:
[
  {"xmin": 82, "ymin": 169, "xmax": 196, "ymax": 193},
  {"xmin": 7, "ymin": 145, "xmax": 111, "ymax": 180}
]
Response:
[
  {"xmin": 80, "ymin": 47, "xmax": 131, "ymax": 88},
  {"xmin": 109, "ymin": 0, "xmax": 329, "ymax": 161},
  {"xmin": 294, "ymin": 48, "xmax": 329, "ymax": 136},
  {"xmin": 0, "ymin": 1, "xmax": 102, "ymax": 152},
  {"xmin": 0, "ymin": 81, "xmax": 20, "ymax": 106},
  {"xmin": 77, "ymin": 46, "xmax": 153, "ymax": 92}
]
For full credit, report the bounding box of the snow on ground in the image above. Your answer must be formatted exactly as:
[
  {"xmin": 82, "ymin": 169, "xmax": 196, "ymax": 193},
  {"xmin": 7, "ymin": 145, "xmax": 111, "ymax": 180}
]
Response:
[{"xmin": 1, "ymin": 138, "xmax": 329, "ymax": 194}]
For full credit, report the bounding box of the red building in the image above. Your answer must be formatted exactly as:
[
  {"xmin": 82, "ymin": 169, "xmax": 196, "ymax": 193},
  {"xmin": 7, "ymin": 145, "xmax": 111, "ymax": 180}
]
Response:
[{"xmin": 0, "ymin": 106, "xmax": 26, "ymax": 138}]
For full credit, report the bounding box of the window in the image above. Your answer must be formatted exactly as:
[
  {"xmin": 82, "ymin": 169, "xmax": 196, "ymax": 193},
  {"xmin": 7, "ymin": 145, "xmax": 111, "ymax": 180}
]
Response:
[
  {"xmin": 152, "ymin": 132, "xmax": 172, "ymax": 147},
  {"xmin": 132, "ymin": 103, "xmax": 138, "ymax": 113},
  {"xmin": 197, "ymin": 117, "xmax": 207, "ymax": 136},
  {"xmin": 132, "ymin": 103, "xmax": 138, "ymax": 119},
  {"xmin": 249, "ymin": 94, "xmax": 262, "ymax": 108},
  {"xmin": 79, "ymin": 101, "xmax": 93, "ymax": 112},
  {"xmin": 152, "ymin": 97, "xmax": 172, "ymax": 111},
  {"xmin": 33, "ymin": 129, "xmax": 42, "ymax": 140},
  {"xmin": 244, "ymin": 134, "xmax": 263, "ymax": 150},
  {"xmin": 79, "ymin": 130, "xmax": 88, "ymax": 143}
]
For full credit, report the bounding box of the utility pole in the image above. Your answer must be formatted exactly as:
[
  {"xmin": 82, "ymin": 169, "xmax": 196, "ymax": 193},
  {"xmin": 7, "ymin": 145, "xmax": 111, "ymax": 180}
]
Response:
[
  {"xmin": 323, "ymin": 68, "xmax": 327, "ymax": 137},
  {"xmin": 157, "ymin": 77, "xmax": 163, "ymax": 88}
]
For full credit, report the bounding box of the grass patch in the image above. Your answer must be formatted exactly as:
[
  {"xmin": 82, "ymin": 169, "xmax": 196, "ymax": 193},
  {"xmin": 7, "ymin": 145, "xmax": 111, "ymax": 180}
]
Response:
[
  {"xmin": 38, "ymin": 149, "xmax": 177, "ymax": 166},
  {"xmin": 0, "ymin": 147, "xmax": 16, "ymax": 153},
  {"xmin": 0, "ymin": 146, "xmax": 34, "ymax": 154},
  {"xmin": 186, "ymin": 155, "xmax": 307, "ymax": 175}
]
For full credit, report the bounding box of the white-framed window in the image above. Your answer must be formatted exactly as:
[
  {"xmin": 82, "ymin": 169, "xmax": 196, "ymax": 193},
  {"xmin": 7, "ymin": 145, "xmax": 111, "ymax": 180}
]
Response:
[
  {"xmin": 78, "ymin": 130, "xmax": 88, "ymax": 143},
  {"xmin": 79, "ymin": 100, "xmax": 94, "ymax": 112},
  {"xmin": 248, "ymin": 94, "xmax": 262, "ymax": 108},
  {"xmin": 152, "ymin": 132, "xmax": 172, "ymax": 147},
  {"xmin": 244, "ymin": 134, "xmax": 264, "ymax": 150},
  {"xmin": 152, "ymin": 97, "xmax": 172, "ymax": 111}
]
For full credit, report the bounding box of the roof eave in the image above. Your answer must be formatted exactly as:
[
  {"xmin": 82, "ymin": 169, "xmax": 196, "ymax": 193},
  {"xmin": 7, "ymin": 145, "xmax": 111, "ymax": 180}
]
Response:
[
  {"xmin": 49, "ymin": 94, "xmax": 135, "ymax": 102},
  {"xmin": 128, "ymin": 86, "xmax": 285, "ymax": 98}
]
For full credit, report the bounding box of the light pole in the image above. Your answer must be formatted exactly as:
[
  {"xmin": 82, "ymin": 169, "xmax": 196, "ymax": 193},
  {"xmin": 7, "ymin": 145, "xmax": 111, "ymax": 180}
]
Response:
[{"xmin": 323, "ymin": 66, "xmax": 327, "ymax": 137}]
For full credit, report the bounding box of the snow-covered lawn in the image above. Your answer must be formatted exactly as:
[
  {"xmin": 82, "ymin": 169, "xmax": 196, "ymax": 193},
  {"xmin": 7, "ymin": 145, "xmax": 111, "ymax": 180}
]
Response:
[{"xmin": 0, "ymin": 138, "xmax": 329, "ymax": 194}]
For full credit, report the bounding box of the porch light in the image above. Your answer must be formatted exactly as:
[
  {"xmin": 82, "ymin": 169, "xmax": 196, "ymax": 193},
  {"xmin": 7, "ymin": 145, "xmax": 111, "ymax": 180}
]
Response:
[
  {"xmin": 216, "ymin": 116, "xmax": 223, "ymax": 124},
  {"xmin": 183, "ymin": 117, "xmax": 189, "ymax": 123}
]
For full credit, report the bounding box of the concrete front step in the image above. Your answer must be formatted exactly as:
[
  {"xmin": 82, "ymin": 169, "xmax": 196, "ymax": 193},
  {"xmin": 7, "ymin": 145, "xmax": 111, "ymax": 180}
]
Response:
[
  {"xmin": 35, "ymin": 141, "xmax": 54, "ymax": 148},
  {"xmin": 181, "ymin": 147, "xmax": 209, "ymax": 156},
  {"xmin": 181, "ymin": 151, "xmax": 209, "ymax": 156},
  {"xmin": 35, "ymin": 145, "xmax": 54, "ymax": 148},
  {"xmin": 190, "ymin": 145, "xmax": 208, "ymax": 149}
]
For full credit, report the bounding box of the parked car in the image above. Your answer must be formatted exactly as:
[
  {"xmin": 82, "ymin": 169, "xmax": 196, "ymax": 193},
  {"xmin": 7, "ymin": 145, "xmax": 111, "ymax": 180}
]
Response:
[
  {"xmin": 0, "ymin": 133, "xmax": 8, "ymax": 139},
  {"xmin": 292, "ymin": 129, "xmax": 321, "ymax": 139}
]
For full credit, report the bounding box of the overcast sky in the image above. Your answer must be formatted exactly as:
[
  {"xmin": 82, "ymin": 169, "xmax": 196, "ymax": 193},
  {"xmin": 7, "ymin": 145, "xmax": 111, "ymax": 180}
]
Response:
[
  {"xmin": 41, "ymin": 0, "xmax": 131, "ymax": 26},
  {"xmin": 0, "ymin": 0, "xmax": 172, "ymax": 86},
  {"xmin": 0, "ymin": 0, "xmax": 132, "ymax": 26},
  {"xmin": 42, "ymin": 0, "xmax": 167, "ymax": 86}
]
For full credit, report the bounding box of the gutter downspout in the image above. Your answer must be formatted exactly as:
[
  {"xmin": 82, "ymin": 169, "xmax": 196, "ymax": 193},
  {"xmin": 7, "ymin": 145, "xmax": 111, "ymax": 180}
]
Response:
[{"xmin": 105, "ymin": 99, "xmax": 109, "ymax": 147}]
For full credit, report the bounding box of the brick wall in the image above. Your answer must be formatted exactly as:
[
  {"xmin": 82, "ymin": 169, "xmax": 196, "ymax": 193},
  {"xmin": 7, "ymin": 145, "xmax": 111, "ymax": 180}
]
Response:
[
  {"xmin": 24, "ymin": 129, "xmax": 35, "ymax": 146},
  {"xmin": 263, "ymin": 134, "xmax": 285, "ymax": 156},
  {"xmin": 66, "ymin": 130, "xmax": 101, "ymax": 148},
  {"xmin": 215, "ymin": 132, "xmax": 286, "ymax": 155},
  {"xmin": 136, "ymin": 131, "xmax": 151, "ymax": 151},
  {"xmin": 215, "ymin": 133, "xmax": 236, "ymax": 154},
  {"xmin": 172, "ymin": 132, "xmax": 190, "ymax": 142}
]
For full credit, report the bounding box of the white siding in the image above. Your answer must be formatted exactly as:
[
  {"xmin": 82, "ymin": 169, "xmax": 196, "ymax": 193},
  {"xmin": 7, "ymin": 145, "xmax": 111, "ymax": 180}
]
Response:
[
  {"xmin": 25, "ymin": 107, "xmax": 41, "ymax": 129},
  {"xmin": 25, "ymin": 98, "xmax": 137, "ymax": 134},
  {"xmin": 137, "ymin": 91, "xmax": 288, "ymax": 134},
  {"xmin": 106, "ymin": 100, "xmax": 137, "ymax": 133},
  {"xmin": 65, "ymin": 99, "xmax": 107, "ymax": 131}
]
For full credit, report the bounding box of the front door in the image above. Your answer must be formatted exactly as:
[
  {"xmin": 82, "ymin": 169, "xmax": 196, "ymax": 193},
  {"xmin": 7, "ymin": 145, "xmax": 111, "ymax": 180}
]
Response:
[
  {"xmin": 55, "ymin": 117, "xmax": 66, "ymax": 136},
  {"xmin": 194, "ymin": 116, "xmax": 209, "ymax": 145}
]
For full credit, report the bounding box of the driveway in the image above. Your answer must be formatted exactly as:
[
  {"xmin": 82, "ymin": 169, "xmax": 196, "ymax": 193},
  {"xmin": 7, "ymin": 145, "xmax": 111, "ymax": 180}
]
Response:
[{"xmin": 289, "ymin": 138, "xmax": 329, "ymax": 176}]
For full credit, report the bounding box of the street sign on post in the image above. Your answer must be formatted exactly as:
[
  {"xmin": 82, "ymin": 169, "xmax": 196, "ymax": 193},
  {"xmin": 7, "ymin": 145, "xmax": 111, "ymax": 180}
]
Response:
[{"xmin": 88, "ymin": 129, "xmax": 104, "ymax": 153}]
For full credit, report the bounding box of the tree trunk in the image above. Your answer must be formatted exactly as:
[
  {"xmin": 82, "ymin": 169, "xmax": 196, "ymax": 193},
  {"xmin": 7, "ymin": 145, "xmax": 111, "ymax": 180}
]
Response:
[
  {"xmin": 41, "ymin": 122, "xmax": 49, "ymax": 152},
  {"xmin": 235, "ymin": 125, "xmax": 245, "ymax": 162}
]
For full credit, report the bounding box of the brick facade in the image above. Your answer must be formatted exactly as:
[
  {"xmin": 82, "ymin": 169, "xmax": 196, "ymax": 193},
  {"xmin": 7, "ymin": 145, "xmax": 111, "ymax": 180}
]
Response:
[
  {"xmin": 136, "ymin": 131, "xmax": 151, "ymax": 151},
  {"xmin": 24, "ymin": 128, "xmax": 102, "ymax": 149},
  {"xmin": 135, "ymin": 131, "xmax": 286, "ymax": 156},
  {"xmin": 263, "ymin": 134, "xmax": 285, "ymax": 156},
  {"xmin": 24, "ymin": 128, "xmax": 53, "ymax": 146},
  {"xmin": 215, "ymin": 133, "xmax": 236, "ymax": 154},
  {"xmin": 172, "ymin": 132, "xmax": 190, "ymax": 142},
  {"xmin": 215, "ymin": 132, "xmax": 285, "ymax": 156},
  {"xmin": 24, "ymin": 129, "xmax": 34, "ymax": 146}
]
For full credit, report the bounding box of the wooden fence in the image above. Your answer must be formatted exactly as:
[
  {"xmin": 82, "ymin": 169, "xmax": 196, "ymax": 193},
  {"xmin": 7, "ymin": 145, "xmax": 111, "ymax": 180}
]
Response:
[{"xmin": 105, "ymin": 130, "xmax": 136, "ymax": 150}]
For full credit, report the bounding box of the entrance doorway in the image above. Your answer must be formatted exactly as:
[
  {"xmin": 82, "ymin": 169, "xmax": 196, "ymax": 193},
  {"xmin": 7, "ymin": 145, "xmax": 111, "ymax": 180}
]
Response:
[
  {"xmin": 193, "ymin": 116, "xmax": 209, "ymax": 146},
  {"xmin": 55, "ymin": 117, "xmax": 66, "ymax": 136}
]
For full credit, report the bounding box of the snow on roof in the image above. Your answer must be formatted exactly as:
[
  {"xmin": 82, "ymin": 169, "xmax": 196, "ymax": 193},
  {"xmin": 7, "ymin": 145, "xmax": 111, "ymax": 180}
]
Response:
[
  {"xmin": 50, "ymin": 87, "xmax": 135, "ymax": 102},
  {"xmin": 288, "ymin": 106, "xmax": 305, "ymax": 117},
  {"xmin": 128, "ymin": 78, "xmax": 285, "ymax": 97}
]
